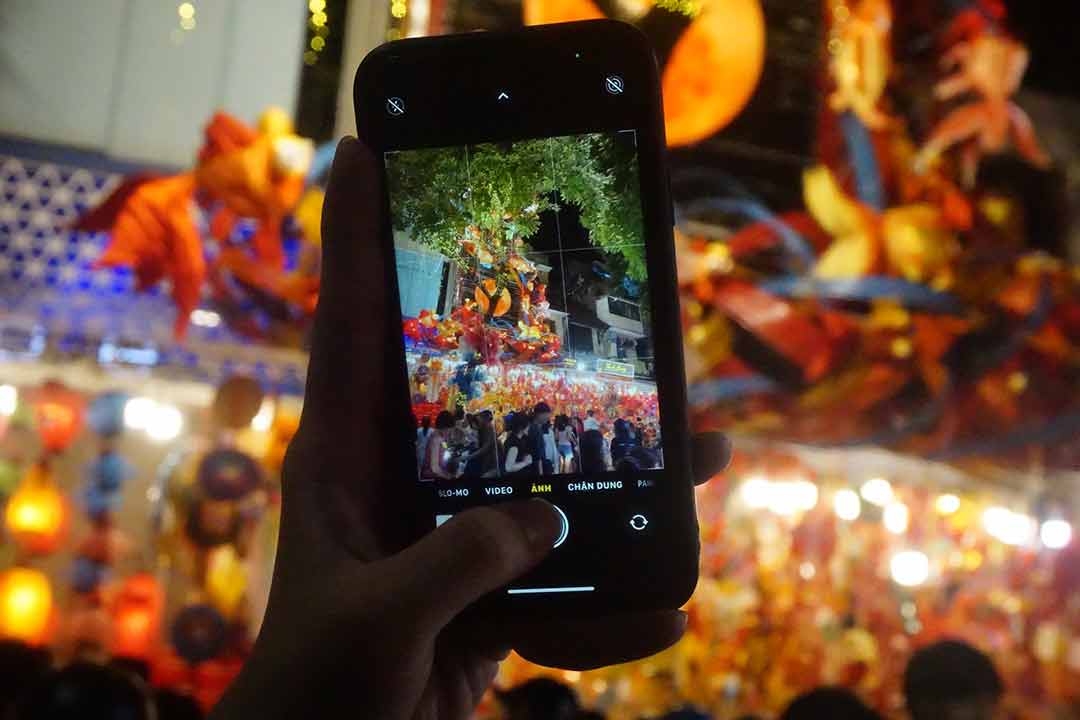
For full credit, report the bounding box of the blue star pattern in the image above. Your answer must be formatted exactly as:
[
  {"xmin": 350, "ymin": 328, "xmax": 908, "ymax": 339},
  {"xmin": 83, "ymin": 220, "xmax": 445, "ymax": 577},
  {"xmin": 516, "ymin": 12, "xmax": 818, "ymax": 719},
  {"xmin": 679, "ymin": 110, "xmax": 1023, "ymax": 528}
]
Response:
[{"xmin": 0, "ymin": 153, "xmax": 307, "ymax": 396}]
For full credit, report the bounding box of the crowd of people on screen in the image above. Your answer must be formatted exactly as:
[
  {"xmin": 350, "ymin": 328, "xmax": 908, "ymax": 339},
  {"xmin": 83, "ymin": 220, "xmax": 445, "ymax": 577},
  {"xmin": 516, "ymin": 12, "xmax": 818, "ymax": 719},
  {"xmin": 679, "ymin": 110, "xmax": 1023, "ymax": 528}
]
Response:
[{"xmin": 416, "ymin": 402, "xmax": 663, "ymax": 481}]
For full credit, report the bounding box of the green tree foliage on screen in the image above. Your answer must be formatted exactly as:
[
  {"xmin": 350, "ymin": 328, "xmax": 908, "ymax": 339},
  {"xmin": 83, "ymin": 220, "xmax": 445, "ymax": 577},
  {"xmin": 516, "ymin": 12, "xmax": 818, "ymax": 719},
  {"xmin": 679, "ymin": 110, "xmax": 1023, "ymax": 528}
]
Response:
[{"xmin": 386, "ymin": 133, "xmax": 647, "ymax": 280}]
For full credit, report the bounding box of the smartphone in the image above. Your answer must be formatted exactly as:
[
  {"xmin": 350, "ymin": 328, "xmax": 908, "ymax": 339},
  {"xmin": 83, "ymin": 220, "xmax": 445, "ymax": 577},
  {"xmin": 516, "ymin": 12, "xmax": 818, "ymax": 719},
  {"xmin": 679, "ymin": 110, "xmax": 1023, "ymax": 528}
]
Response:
[{"xmin": 354, "ymin": 20, "xmax": 697, "ymax": 616}]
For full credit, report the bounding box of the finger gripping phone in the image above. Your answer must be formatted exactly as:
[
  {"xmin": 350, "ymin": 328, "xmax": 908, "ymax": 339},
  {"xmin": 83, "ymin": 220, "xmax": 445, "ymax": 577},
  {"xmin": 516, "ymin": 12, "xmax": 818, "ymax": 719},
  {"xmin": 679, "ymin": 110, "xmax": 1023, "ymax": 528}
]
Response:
[{"xmin": 354, "ymin": 20, "xmax": 697, "ymax": 616}]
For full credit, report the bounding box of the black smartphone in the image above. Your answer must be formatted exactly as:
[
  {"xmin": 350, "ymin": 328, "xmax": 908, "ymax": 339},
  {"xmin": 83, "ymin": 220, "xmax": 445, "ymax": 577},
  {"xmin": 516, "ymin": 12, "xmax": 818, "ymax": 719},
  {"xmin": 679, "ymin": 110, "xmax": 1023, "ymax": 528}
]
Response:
[{"xmin": 354, "ymin": 20, "xmax": 697, "ymax": 616}]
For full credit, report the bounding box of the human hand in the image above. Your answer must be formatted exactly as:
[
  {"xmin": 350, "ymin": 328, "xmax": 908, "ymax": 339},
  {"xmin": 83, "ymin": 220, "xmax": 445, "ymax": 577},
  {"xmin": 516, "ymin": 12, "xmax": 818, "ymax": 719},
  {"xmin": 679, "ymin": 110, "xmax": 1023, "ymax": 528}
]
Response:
[{"xmin": 210, "ymin": 138, "xmax": 731, "ymax": 720}]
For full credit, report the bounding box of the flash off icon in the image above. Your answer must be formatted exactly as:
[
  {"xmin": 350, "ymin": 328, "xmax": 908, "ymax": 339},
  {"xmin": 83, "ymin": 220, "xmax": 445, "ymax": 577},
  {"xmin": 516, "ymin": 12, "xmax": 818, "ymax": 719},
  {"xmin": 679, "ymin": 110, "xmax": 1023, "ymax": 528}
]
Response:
[{"xmin": 604, "ymin": 75, "xmax": 624, "ymax": 95}]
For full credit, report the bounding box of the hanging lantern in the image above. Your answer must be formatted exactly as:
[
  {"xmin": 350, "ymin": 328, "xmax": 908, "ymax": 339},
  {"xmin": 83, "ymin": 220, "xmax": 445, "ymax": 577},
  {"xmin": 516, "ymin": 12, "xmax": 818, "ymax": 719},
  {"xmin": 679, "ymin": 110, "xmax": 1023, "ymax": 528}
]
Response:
[
  {"xmin": 112, "ymin": 573, "xmax": 164, "ymax": 659},
  {"xmin": 5, "ymin": 464, "xmax": 67, "ymax": 555},
  {"xmin": 197, "ymin": 449, "xmax": 262, "ymax": 501},
  {"xmin": 0, "ymin": 567, "xmax": 53, "ymax": 644},
  {"xmin": 205, "ymin": 546, "xmax": 249, "ymax": 619},
  {"xmin": 171, "ymin": 604, "xmax": 227, "ymax": 664},
  {"xmin": 32, "ymin": 381, "xmax": 85, "ymax": 453},
  {"xmin": 212, "ymin": 377, "xmax": 265, "ymax": 430},
  {"xmin": 87, "ymin": 392, "xmax": 129, "ymax": 438}
]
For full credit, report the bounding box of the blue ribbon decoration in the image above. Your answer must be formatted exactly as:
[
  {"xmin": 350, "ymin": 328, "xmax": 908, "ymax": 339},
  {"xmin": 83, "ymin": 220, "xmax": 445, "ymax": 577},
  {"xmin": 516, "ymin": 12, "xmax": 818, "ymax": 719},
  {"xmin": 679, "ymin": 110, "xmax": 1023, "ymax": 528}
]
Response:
[
  {"xmin": 840, "ymin": 111, "xmax": 886, "ymax": 211},
  {"xmin": 679, "ymin": 197, "xmax": 817, "ymax": 272},
  {"xmin": 758, "ymin": 275, "xmax": 963, "ymax": 314},
  {"xmin": 688, "ymin": 375, "xmax": 779, "ymax": 405},
  {"xmin": 306, "ymin": 141, "xmax": 338, "ymax": 187}
]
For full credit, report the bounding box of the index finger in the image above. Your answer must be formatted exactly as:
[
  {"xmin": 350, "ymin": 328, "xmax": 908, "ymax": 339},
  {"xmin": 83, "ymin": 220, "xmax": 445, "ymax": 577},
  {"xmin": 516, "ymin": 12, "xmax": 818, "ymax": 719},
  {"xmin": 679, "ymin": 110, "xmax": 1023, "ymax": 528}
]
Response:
[{"xmin": 299, "ymin": 137, "xmax": 393, "ymax": 439}]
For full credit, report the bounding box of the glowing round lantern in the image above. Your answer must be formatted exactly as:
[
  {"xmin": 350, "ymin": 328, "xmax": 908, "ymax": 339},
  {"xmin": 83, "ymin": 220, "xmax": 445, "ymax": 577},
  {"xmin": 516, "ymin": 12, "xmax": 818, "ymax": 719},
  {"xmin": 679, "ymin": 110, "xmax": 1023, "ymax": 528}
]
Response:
[
  {"xmin": 32, "ymin": 381, "xmax": 85, "ymax": 453},
  {"xmin": 5, "ymin": 464, "xmax": 67, "ymax": 555},
  {"xmin": 0, "ymin": 567, "xmax": 53, "ymax": 644},
  {"xmin": 662, "ymin": 0, "xmax": 766, "ymax": 146},
  {"xmin": 212, "ymin": 377, "xmax": 264, "ymax": 430},
  {"xmin": 112, "ymin": 573, "xmax": 164, "ymax": 659}
]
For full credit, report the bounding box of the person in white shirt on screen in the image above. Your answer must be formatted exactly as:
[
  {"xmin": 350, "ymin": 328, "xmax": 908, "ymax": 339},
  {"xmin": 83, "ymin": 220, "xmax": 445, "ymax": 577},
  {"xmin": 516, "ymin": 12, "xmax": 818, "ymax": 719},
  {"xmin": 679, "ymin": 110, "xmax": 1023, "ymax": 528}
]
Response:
[{"xmin": 583, "ymin": 409, "xmax": 600, "ymax": 432}]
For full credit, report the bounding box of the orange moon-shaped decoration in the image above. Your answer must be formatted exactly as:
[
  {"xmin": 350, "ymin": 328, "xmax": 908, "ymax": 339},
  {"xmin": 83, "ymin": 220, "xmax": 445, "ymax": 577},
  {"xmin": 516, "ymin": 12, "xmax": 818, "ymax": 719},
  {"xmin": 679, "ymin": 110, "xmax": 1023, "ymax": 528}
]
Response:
[
  {"xmin": 523, "ymin": 0, "xmax": 604, "ymax": 25},
  {"xmin": 662, "ymin": 0, "xmax": 766, "ymax": 147}
]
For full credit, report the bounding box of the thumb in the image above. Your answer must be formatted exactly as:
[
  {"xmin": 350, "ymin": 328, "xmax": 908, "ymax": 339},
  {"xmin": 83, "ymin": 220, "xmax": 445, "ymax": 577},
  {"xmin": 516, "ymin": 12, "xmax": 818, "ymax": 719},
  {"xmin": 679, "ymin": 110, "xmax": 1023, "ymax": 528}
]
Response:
[{"xmin": 388, "ymin": 500, "xmax": 562, "ymax": 630}]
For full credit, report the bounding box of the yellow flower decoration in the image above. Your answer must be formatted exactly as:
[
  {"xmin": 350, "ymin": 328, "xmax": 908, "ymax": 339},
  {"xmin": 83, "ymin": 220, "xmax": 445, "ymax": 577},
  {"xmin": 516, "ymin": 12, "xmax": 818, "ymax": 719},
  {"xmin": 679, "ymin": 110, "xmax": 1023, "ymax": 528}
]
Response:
[{"xmin": 804, "ymin": 166, "xmax": 958, "ymax": 286}]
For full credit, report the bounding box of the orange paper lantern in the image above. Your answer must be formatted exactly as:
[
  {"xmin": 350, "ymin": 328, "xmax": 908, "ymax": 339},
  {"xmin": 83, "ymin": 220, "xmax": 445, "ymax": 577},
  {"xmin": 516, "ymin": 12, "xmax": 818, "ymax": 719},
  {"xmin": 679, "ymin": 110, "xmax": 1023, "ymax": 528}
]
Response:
[
  {"xmin": 32, "ymin": 381, "xmax": 85, "ymax": 452},
  {"xmin": 662, "ymin": 0, "xmax": 766, "ymax": 146},
  {"xmin": 112, "ymin": 573, "xmax": 164, "ymax": 659},
  {"xmin": 0, "ymin": 567, "xmax": 53, "ymax": 644},
  {"xmin": 5, "ymin": 464, "xmax": 68, "ymax": 555}
]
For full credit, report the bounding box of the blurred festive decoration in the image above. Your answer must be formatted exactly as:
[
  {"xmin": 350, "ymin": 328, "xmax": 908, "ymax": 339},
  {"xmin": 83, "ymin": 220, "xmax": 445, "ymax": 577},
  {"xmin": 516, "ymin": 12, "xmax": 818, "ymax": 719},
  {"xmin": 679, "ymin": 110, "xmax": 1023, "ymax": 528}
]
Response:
[
  {"xmin": 828, "ymin": 0, "xmax": 893, "ymax": 130},
  {"xmin": 112, "ymin": 573, "xmax": 165, "ymax": 659},
  {"xmin": 67, "ymin": 390, "xmax": 136, "ymax": 652},
  {"xmin": 74, "ymin": 109, "xmax": 323, "ymax": 342},
  {"xmin": 678, "ymin": 0, "xmax": 1077, "ymax": 471},
  {"xmin": 151, "ymin": 377, "xmax": 271, "ymax": 664},
  {"xmin": 31, "ymin": 381, "xmax": 85, "ymax": 454},
  {"xmin": 497, "ymin": 447, "xmax": 1080, "ymax": 717},
  {"xmin": 5, "ymin": 464, "xmax": 67, "ymax": 556},
  {"xmin": 914, "ymin": 9, "xmax": 1050, "ymax": 185},
  {"xmin": 0, "ymin": 460, "xmax": 20, "ymax": 498},
  {"xmin": 0, "ymin": 567, "xmax": 53, "ymax": 645},
  {"xmin": 197, "ymin": 450, "xmax": 262, "ymax": 501},
  {"xmin": 86, "ymin": 392, "xmax": 129, "ymax": 438}
]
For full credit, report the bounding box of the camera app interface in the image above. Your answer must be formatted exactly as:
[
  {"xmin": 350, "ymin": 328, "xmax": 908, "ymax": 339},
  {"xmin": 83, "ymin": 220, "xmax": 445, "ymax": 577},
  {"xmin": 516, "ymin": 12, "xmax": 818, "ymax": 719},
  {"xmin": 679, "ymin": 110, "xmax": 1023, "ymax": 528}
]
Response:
[{"xmin": 386, "ymin": 130, "xmax": 663, "ymax": 488}]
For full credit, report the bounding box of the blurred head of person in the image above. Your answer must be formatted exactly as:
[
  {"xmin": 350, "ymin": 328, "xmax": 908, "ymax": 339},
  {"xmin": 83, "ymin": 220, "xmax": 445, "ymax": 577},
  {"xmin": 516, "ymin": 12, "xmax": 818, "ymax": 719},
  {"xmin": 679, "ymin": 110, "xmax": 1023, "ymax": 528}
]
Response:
[
  {"xmin": 780, "ymin": 687, "xmax": 881, "ymax": 720},
  {"xmin": 0, "ymin": 640, "xmax": 51, "ymax": 715},
  {"xmin": 532, "ymin": 402, "xmax": 552, "ymax": 425},
  {"xmin": 496, "ymin": 678, "xmax": 580, "ymax": 720},
  {"xmin": 21, "ymin": 661, "xmax": 154, "ymax": 720},
  {"xmin": 434, "ymin": 410, "xmax": 455, "ymax": 431},
  {"xmin": 509, "ymin": 412, "xmax": 532, "ymax": 437},
  {"xmin": 420, "ymin": 415, "xmax": 431, "ymax": 431},
  {"xmin": 555, "ymin": 415, "xmax": 570, "ymax": 432},
  {"xmin": 613, "ymin": 418, "xmax": 631, "ymax": 440},
  {"xmin": 904, "ymin": 640, "xmax": 1004, "ymax": 720},
  {"xmin": 155, "ymin": 688, "xmax": 204, "ymax": 720},
  {"xmin": 477, "ymin": 410, "xmax": 493, "ymax": 426}
]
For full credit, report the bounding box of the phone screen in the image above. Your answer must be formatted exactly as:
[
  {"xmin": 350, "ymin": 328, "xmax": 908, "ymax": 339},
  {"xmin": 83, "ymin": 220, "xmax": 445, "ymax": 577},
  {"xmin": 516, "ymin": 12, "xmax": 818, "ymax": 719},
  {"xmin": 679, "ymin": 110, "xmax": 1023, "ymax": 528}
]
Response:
[{"xmin": 387, "ymin": 129, "xmax": 664, "ymax": 505}]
